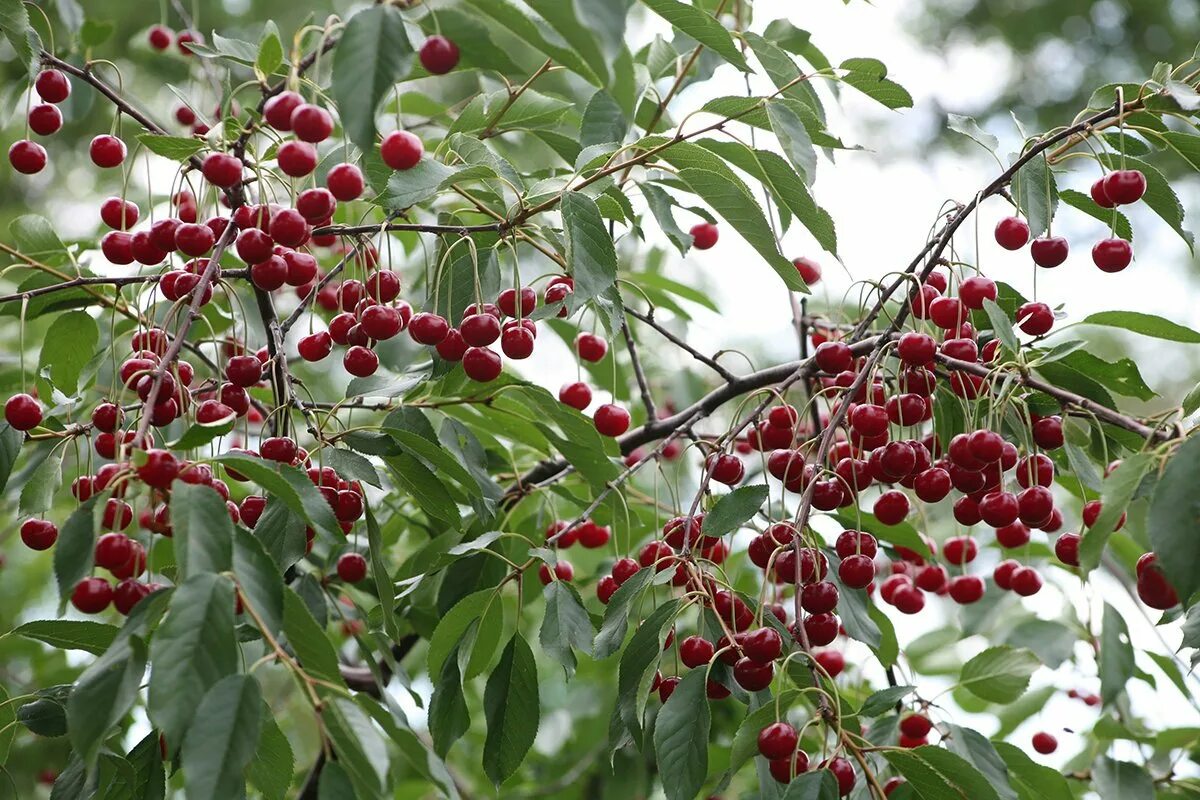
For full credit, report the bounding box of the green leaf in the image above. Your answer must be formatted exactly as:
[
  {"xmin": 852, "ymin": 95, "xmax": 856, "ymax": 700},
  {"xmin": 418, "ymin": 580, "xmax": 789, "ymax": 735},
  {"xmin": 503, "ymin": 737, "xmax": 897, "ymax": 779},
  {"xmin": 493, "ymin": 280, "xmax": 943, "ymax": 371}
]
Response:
[
  {"xmin": 0, "ymin": 0, "xmax": 38, "ymax": 75},
  {"xmin": 38, "ymin": 310, "xmax": 98, "ymax": 395},
  {"xmin": 1078, "ymin": 310, "xmax": 1200, "ymax": 343},
  {"xmin": 653, "ymin": 669, "xmax": 710, "ymax": 800},
  {"xmin": 540, "ymin": 580, "xmax": 594, "ymax": 676},
  {"xmin": 430, "ymin": 642, "xmax": 471, "ymax": 758},
  {"xmin": 363, "ymin": 499, "xmax": 400, "ymax": 642},
  {"xmin": 1002, "ymin": 619, "xmax": 1074, "ymax": 669},
  {"xmin": 840, "ymin": 57, "xmax": 912, "ymax": 109},
  {"xmin": 79, "ymin": 19, "xmax": 113, "ymax": 48},
  {"xmin": 136, "ymin": 133, "xmax": 206, "ymax": 161},
  {"xmin": 171, "ymin": 481, "xmax": 233, "ymax": 579},
  {"xmin": 581, "ymin": 90, "xmax": 627, "ymax": 148},
  {"xmin": 325, "ymin": 698, "xmax": 389, "ymax": 798},
  {"xmin": 233, "ymin": 528, "xmax": 284, "ymax": 638},
  {"xmin": 1099, "ymin": 602, "xmax": 1135, "ymax": 706},
  {"xmin": 428, "ymin": 588, "xmax": 499, "ymax": 679},
  {"xmin": 253, "ymin": 499, "xmax": 307, "ymax": 569},
  {"xmin": 767, "ymin": 100, "xmax": 817, "ymax": 185},
  {"xmin": 675, "ymin": 167, "xmax": 807, "ymax": 291},
  {"xmin": 181, "ymin": 675, "xmax": 263, "ymax": 800},
  {"xmin": 329, "ymin": 5, "xmax": 412, "ymax": 151},
  {"xmin": 282, "ymin": 588, "xmax": 345, "ymax": 687},
  {"xmin": 18, "ymin": 696, "xmax": 67, "ymax": 737},
  {"xmin": 0, "ymin": 424, "xmax": 22, "ymax": 492},
  {"xmin": 247, "ymin": 709, "xmax": 294, "ymax": 800},
  {"xmin": 781, "ymin": 771, "xmax": 839, "ymax": 799},
  {"xmin": 1092, "ymin": 756, "xmax": 1154, "ymax": 800},
  {"xmin": 981, "ymin": 298, "xmax": 1020, "ymax": 354},
  {"xmin": 20, "ymin": 445, "xmax": 64, "ymax": 516},
  {"xmin": 703, "ymin": 484, "xmax": 769, "ymax": 537},
  {"xmin": 958, "ymin": 646, "xmax": 1040, "ymax": 704},
  {"xmin": 1150, "ymin": 435, "xmax": 1200, "ymax": 602},
  {"xmin": 1059, "ymin": 188, "xmax": 1133, "ymax": 241},
  {"xmin": 859, "ymin": 685, "xmax": 915, "ymax": 717},
  {"xmin": 461, "ymin": 0, "xmax": 602, "ymax": 84},
  {"xmin": 942, "ymin": 726, "xmax": 1017, "ymax": 800},
  {"xmin": 214, "ymin": 454, "xmax": 341, "ymax": 539},
  {"xmin": 13, "ymin": 619, "xmax": 117, "ymax": 655},
  {"xmin": 616, "ymin": 600, "xmax": 680, "ymax": 746},
  {"xmin": 10, "ymin": 215, "xmax": 69, "ymax": 266},
  {"xmin": 993, "ymin": 742, "xmax": 1072, "ymax": 800},
  {"xmin": 483, "ymin": 633, "xmax": 540, "ymax": 787},
  {"xmin": 639, "ymin": 0, "xmax": 750, "ymax": 72},
  {"xmin": 947, "ymin": 114, "xmax": 999, "ymax": 154},
  {"xmin": 744, "ymin": 33, "xmax": 819, "ymax": 112},
  {"xmin": 1097, "ymin": 154, "xmax": 1192, "ymax": 252},
  {"xmin": 256, "ymin": 28, "xmax": 284, "ymax": 76},
  {"xmin": 324, "ymin": 447, "xmax": 383, "ymax": 488},
  {"xmin": 53, "ymin": 495, "xmax": 100, "ymax": 603},
  {"xmin": 593, "ymin": 566, "xmax": 655, "ymax": 658},
  {"xmin": 882, "ymin": 745, "xmax": 1000, "ymax": 800},
  {"xmin": 148, "ymin": 574, "xmax": 238, "ymax": 750},
  {"xmin": 640, "ymin": 182, "xmax": 693, "ymax": 254},
  {"xmin": 67, "ymin": 622, "xmax": 149, "ymax": 765},
  {"xmin": 168, "ymin": 414, "xmax": 236, "ymax": 450},
  {"xmin": 1078, "ymin": 454, "xmax": 1153, "ymax": 574},
  {"xmin": 524, "ymin": 0, "xmax": 615, "ymax": 86},
  {"xmin": 728, "ymin": 690, "xmax": 800, "ymax": 774},
  {"xmin": 562, "ymin": 191, "xmax": 622, "ymax": 330},
  {"xmin": 382, "ymin": 452, "xmax": 462, "ymax": 529},
  {"xmin": 1010, "ymin": 152, "xmax": 1058, "ymax": 238}
]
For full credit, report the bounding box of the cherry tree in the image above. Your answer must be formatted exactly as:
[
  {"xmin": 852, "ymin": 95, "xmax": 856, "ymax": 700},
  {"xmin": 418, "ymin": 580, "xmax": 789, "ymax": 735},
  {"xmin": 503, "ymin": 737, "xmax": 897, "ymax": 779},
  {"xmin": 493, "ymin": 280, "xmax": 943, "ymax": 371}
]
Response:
[{"xmin": 2, "ymin": 0, "xmax": 1200, "ymax": 798}]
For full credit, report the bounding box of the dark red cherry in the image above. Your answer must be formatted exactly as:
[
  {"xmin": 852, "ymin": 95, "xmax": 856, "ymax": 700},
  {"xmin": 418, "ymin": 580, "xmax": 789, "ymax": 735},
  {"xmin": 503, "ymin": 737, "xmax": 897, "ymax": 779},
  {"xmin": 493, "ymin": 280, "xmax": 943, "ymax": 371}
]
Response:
[{"xmin": 994, "ymin": 216, "xmax": 1030, "ymax": 250}]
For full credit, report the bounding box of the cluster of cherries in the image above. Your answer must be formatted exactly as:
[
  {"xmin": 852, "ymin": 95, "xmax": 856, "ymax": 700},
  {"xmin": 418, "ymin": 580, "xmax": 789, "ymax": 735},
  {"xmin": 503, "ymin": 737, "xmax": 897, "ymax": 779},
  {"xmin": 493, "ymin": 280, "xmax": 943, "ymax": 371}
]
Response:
[{"xmin": 993, "ymin": 168, "xmax": 1146, "ymax": 272}]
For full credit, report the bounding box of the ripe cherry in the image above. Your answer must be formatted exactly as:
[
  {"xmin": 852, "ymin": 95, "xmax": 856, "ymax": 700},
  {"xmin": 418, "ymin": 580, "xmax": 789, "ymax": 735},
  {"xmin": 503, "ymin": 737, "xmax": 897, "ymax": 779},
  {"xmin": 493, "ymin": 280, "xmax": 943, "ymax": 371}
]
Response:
[
  {"xmin": 261, "ymin": 437, "xmax": 298, "ymax": 463},
  {"xmin": 707, "ymin": 453, "xmax": 744, "ymax": 485},
  {"xmin": 28, "ymin": 104, "xmax": 62, "ymax": 136},
  {"xmin": 1032, "ymin": 416, "xmax": 1063, "ymax": 449},
  {"xmin": 768, "ymin": 750, "xmax": 809, "ymax": 784},
  {"xmin": 824, "ymin": 756, "xmax": 856, "ymax": 796},
  {"xmin": 897, "ymin": 332, "xmax": 936, "ymax": 366},
  {"xmin": 537, "ymin": 561, "xmax": 574, "ymax": 584},
  {"xmin": 838, "ymin": 554, "xmax": 875, "ymax": 589},
  {"xmin": 20, "ymin": 519, "xmax": 58, "ymax": 550},
  {"xmin": 757, "ymin": 722, "xmax": 799, "ymax": 760},
  {"xmin": 1091, "ymin": 176, "xmax": 1114, "ymax": 208},
  {"xmin": 9, "ymin": 140, "xmax": 47, "ymax": 173},
  {"xmin": 343, "ymin": 345, "xmax": 379, "ymax": 377},
  {"xmin": 993, "ymin": 559, "xmax": 1020, "ymax": 590},
  {"xmin": 1017, "ymin": 301, "xmax": 1054, "ymax": 335},
  {"xmin": 277, "ymin": 141, "xmax": 318, "ymax": 177},
  {"xmin": 409, "ymin": 312, "xmax": 450, "ymax": 345},
  {"xmin": 201, "ymin": 152, "xmax": 243, "ymax": 187},
  {"xmin": 559, "ymin": 381, "xmax": 592, "ymax": 410},
  {"xmin": 690, "ymin": 222, "xmax": 718, "ymax": 250},
  {"xmin": 1136, "ymin": 553, "xmax": 1180, "ymax": 610},
  {"xmin": 1032, "ymin": 732, "xmax": 1058, "ymax": 755},
  {"xmin": 959, "ymin": 275, "xmax": 997, "ymax": 310},
  {"xmin": 1030, "ymin": 236, "xmax": 1069, "ymax": 268},
  {"xmin": 1010, "ymin": 566, "xmax": 1043, "ymax": 596},
  {"xmin": 1092, "ymin": 237, "xmax": 1132, "ymax": 272},
  {"xmin": 733, "ymin": 657, "xmax": 774, "ymax": 691},
  {"xmin": 290, "ymin": 104, "xmax": 333, "ymax": 142},
  {"xmin": 176, "ymin": 30, "xmax": 202, "ymax": 54},
  {"xmin": 576, "ymin": 333, "xmax": 607, "ymax": 362},
  {"xmin": 594, "ymin": 403, "xmax": 630, "ymax": 437},
  {"xmin": 814, "ymin": 341, "xmax": 853, "ymax": 373},
  {"xmin": 461, "ymin": 347, "xmax": 501, "ymax": 382},
  {"xmin": 72, "ymin": 577, "xmax": 113, "ymax": 614},
  {"xmin": 1054, "ymin": 532, "xmax": 1081, "ymax": 566},
  {"xmin": 336, "ymin": 552, "xmax": 368, "ymax": 583},
  {"xmin": 679, "ymin": 636, "xmax": 715, "ymax": 668},
  {"xmin": 994, "ymin": 216, "xmax": 1030, "ymax": 250},
  {"xmin": 5, "ymin": 393, "xmax": 42, "ymax": 430},
  {"xmin": 793, "ymin": 257, "xmax": 821, "ymax": 284},
  {"xmin": 873, "ymin": 490, "xmax": 909, "ymax": 525},
  {"xmin": 35, "ymin": 70, "xmax": 71, "ymax": 103},
  {"xmin": 95, "ymin": 532, "xmax": 134, "ymax": 570},
  {"xmin": 327, "ymin": 163, "xmax": 365, "ymax": 201},
  {"xmin": 297, "ymin": 187, "xmax": 336, "ymax": 222},
  {"xmin": 137, "ymin": 449, "xmax": 180, "ymax": 489},
  {"xmin": 381, "ymin": 131, "xmax": 423, "ymax": 170},
  {"xmin": 148, "ymin": 25, "xmax": 172, "ymax": 50},
  {"xmin": 461, "ymin": 313, "xmax": 501, "ymax": 347},
  {"xmin": 419, "ymin": 35, "xmax": 460, "ymax": 74},
  {"xmin": 89, "ymin": 135, "xmax": 126, "ymax": 168},
  {"xmin": 500, "ymin": 325, "xmax": 535, "ymax": 359},
  {"xmin": 269, "ymin": 209, "xmax": 309, "ymax": 248},
  {"xmin": 264, "ymin": 90, "xmax": 303, "ymax": 130},
  {"xmin": 1102, "ymin": 169, "xmax": 1146, "ymax": 205},
  {"xmin": 742, "ymin": 627, "xmax": 783, "ymax": 663},
  {"xmin": 948, "ymin": 575, "xmax": 985, "ymax": 604}
]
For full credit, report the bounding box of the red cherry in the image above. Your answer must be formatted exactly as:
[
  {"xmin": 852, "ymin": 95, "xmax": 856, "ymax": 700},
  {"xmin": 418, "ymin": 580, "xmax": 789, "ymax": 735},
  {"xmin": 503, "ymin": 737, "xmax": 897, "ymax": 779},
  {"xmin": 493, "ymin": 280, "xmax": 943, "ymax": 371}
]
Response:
[
  {"xmin": 1136, "ymin": 553, "xmax": 1180, "ymax": 609},
  {"xmin": 838, "ymin": 554, "xmax": 875, "ymax": 589},
  {"xmin": 419, "ymin": 35, "xmax": 460, "ymax": 74},
  {"xmin": 72, "ymin": 577, "xmax": 114, "ymax": 614},
  {"xmin": 1010, "ymin": 566, "xmax": 1043, "ymax": 596},
  {"xmin": 742, "ymin": 627, "xmax": 783, "ymax": 663},
  {"xmin": 1032, "ymin": 732, "xmax": 1058, "ymax": 754},
  {"xmin": 690, "ymin": 222, "xmax": 718, "ymax": 250},
  {"xmin": 793, "ymin": 257, "xmax": 821, "ymax": 284},
  {"xmin": 994, "ymin": 216, "xmax": 1030, "ymax": 250},
  {"xmin": 596, "ymin": 575, "xmax": 618, "ymax": 604},
  {"xmin": 1090, "ymin": 177, "xmax": 1114, "ymax": 208},
  {"xmin": 380, "ymin": 131, "xmax": 423, "ymax": 170},
  {"xmin": 1032, "ymin": 416, "xmax": 1063, "ymax": 449},
  {"xmin": 201, "ymin": 152, "xmax": 243, "ymax": 187},
  {"xmin": 594, "ymin": 404, "xmax": 630, "ymax": 436},
  {"xmin": 979, "ymin": 491, "xmax": 1019, "ymax": 527},
  {"xmin": 367, "ymin": 271, "xmax": 403, "ymax": 302},
  {"xmin": 824, "ymin": 756, "xmax": 856, "ymax": 796},
  {"xmin": 459, "ymin": 347, "xmax": 500, "ymax": 382},
  {"xmin": 28, "ymin": 103, "xmax": 63, "ymax": 136},
  {"xmin": 958, "ymin": 275, "xmax": 997, "ymax": 310},
  {"xmin": 148, "ymin": 24, "xmax": 172, "ymax": 50},
  {"xmin": 290, "ymin": 104, "xmax": 333, "ymax": 142},
  {"xmin": 5, "ymin": 393, "xmax": 42, "ymax": 430},
  {"xmin": 873, "ymin": 490, "xmax": 909, "ymax": 525},
  {"xmin": 269, "ymin": 209, "xmax": 309, "ymax": 248},
  {"xmin": 337, "ymin": 552, "xmax": 368, "ymax": 583},
  {"xmin": 1102, "ymin": 169, "xmax": 1146, "ymax": 205},
  {"xmin": 260, "ymin": 437, "xmax": 298, "ymax": 463},
  {"xmin": 236, "ymin": 228, "xmax": 275, "ymax": 264},
  {"xmin": 575, "ymin": 333, "xmax": 608, "ymax": 362},
  {"xmin": 757, "ymin": 722, "xmax": 799, "ymax": 760},
  {"xmin": 1092, "ymin": 237, "xmax": 1132, "ymax": 272},
  {"xmin": 679, "ymin": 635, "xmax": 715, "ymax": 668},
  {"xmin": 948, "ymin": 574, "xmax": 985, "ymax": 604},
  {"xmin": 89, "ymin": 135, "xmax": 126, "ymax": 168},
  {"xmin": 326, "ymin": 163, "xmax": 365, "ymax": 201},
  {"xmin": 176, "ymin": 30, "xmax": 202, "ymax": 55},
  {"xmin": 733, "ymin": 657, "xmax": 774, "ymax": 691},
  {"xmin": 1054, "ymin": 532, "xmax": 1081, "ymax": 566},
  {"xmin": 1016, "ymin": 301, "xmax": 1054, "ymax": 335},
  {"xmin": 1030, "ymin": 236, "xmax": 1069, "ymax": 268},
  {"xmin": 98, "ymin": 197, "xmax": 139, "ymax": 230},
  {"xmin": 993, "ymin": 559, "xmax": 1020, "ymax": 590},
  {"xmin": 409, "ymin": 312, "xmax": 450, "ymax": 345},
  {"xmin": 296, "ymin": 187, "xmax": 336, "ymax": 222},
  {"xmin": 461, "ymin": 313, "xmax": 501, "ymax": 347},
  {"xmin": 497, "ymin": 287, "xmax": 536, "ymax": 317},
  {"xmin": 559, "ymin": 381, "xmax": 592, "ymax": 410},
  {"xmin": 35, "ymin": 69, "xmax": 71, "ymax": 103},
  {"xmin": 276, "ymin": 141, "xmax": 318, "ymax": 177},
  {"xmin": 814, "ymin": 341, "xmax": 853, "ymax": 373},
  {"xmin": 343, "ymin": 346, "xmax": 379, "ymax": 377},
  {"xmin": 264, "ymin": 91, "xmax": 303, "ymax": 131},
  {"xmin": 20, "ymin": 518, "xmax": 58, "ymax": 550},
  {"xmin": 500, "ymin": 325, "xmax": 535, "ymax": 359},
  {"xmin": 768, "ymin": 750, "xmax": 810, "ymax": 784},
  {"xmin": 137, "ymin": 449, "xmax": 180, "ymax": 489},
  {"xmin": 9, "ymin": 139, "xmax": 47, "ymax": 174}
]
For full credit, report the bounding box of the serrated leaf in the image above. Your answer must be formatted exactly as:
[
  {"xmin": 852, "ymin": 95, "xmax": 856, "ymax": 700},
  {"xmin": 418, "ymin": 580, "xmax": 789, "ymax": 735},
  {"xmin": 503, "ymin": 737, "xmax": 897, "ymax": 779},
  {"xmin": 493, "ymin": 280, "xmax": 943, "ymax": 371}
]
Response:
[
  {"xmin": 981, "ymin": 298, "xmax": 1020, "ymax": 353},
  {"xmin": 1078, "ymin": 453, "xmax": 1153, "ymax": 574},
  {"xmin": 594, "ymin": 566, "xmax": 655, "ymax": 658},
  {"xmin": 994, "ymin": 742, "xmax": 1073, "ymax": 800},
  {"xmin": 53, "ymin": 495, "xmax": 100, "ymax": 603},
  {"xmin": 430, "ymin": 641, "xmax": 471, "ymax": 758},
  {"xmin": 19, "ymin": 445, "xmax": 64, "ymax": 516},
  {"xmin": 703, "ymin": 484, "xmax": 768, "ymax": 537},
  {"xmin": 581, "ymin": 90, "xmax": 627, "ymax": 148},
  {"xmin": 562, "ymin": 191, "xmax": 622, "ymax": 330},
  {"xmin": 942, "ymin": 725, "xmax": 1017, "ymax": 800},
  {"xmin": 859, "ymin": 685, "xmax": 915, "ymax": 717},
  {"xmin": 641, "ymin": 182, "xmax": 693, "ymax": 254},
  {"xmin": 482, "ymin": 634, "xmax": 540, "ymax": 786},
  {"xmin": 0, "ymin": 0, "xmax": 38, "ymax": 75},
  {"xmin": 214, "ymin": 454, "xmax": 341, "ymax": 539},
  {"xmin": 171, "ymin": 481, "xmax": 233, "ymax": 579},
  {"xmin": 1010, "ymin": 152, "xmax": 1058, "ymax": 238},
  {"xmin": 462, "ymin": 0, "xmax": 602, "ymax": 84},
  {"xmin": 958, "ymin": 646, "xmax": 1039, "ymax": 704},
  {"xmin": 282, "ymin": 588, "xmax": 344, "ymax": 687},
  {"xmin": 13, "ymin": 619, "xmax": 117, "ymax": 656},
  {"xmin": 540, "ymin": 581, "xmax": 594, "ymax": 676},
  {"xmin": 767, "ymin": 100, "xmax": 817, "ymax": 185},
  {"xmin": 168, "ymin": 414, "xmax": 235, "ymax": 449},
  {"xmin": 325, "ymin": 698, "xmax": 389, "ymax": 798},
  {"xmin": 883, "ymin": 745, "xmax": 1000, "ymax": 800},
  {"xmin": 839, "ymin": 57, "xmax": 912, "ymax": 109},
  {"xmin": 616, "ymin": 600, "xmax": 680, "ymax": 747},
  {"xmin": 947, "ymin": 114, "xmax": 999, "ymax": 154},
  {"xmin": 640, "ymin": 0, "xmax": 749, "ymax": 72},
  {"xmin": 246, "ymin": 708, "xmax": 293, "ymax": 800},
  {"xmin": 330, "ymin": 5, "xmax": 412, "ymax": 151},
  {"xmin": 1151, "ymin": 435, "xmax": 1200, "ymax": 602},
  {"xmin": 1079, "ymin": 310, "xmax": 1200, "ymax": 343},
  {"xmin": 1058, "ymin": 188, "xmax": 1133, "ymax": 241},
  {"xmin": 67, "ymin": 631, "xmax": 147, "ymax": 766},
  {"xmin": 181, "ymin": 675, "xmax": 263, "ymax": 800},
  {"xmin": 653, "ymin": 669, "xmax": 710, "ymax": 800},
  {"xmin": 137, "ymin": 134, "xmax": 206, "ymax": 161},
  {"xmin": 38, "ymin": 310, "xmax": 98, "ymax": 395}
]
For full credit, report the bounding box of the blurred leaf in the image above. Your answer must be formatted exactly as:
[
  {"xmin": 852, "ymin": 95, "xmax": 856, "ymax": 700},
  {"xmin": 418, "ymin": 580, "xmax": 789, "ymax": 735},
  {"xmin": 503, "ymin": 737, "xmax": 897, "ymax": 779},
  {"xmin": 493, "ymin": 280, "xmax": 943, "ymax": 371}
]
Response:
[
  {"xmin": 462, "ymin": 0, "xmax": 602, "ymax": 84},
  {"xmin": 0, "ymin": 0, "xmax": 38, "ymax": 75},
  {"xmin": 246, "ymin": 709, "xmax": 294, "ymax": 800},
  {"xmin": 325, "ymin": 698, "xmax": 389, "ymax": 798},
  {"xmin": 942, "ymin": 725, "xmax": 1017, "ymax": 800},
  {"xmin": 1078, "ymin": 310, "xmax": 1200, "ymax": 343},
  {"xmin": 640, "ymin": 0, "xmax": 749, "ymax": 72},
  {"xmin": 1092, "ymin": 756, "xmax": 1154, "ymax": 800},
  {"xmin": 859, "ymin": 685, "xmax": 915, "ymax": 717},
  {"xmin": 20, "ymin": 444, "xmax": 63, "ymax": 515},
  {"xmin": 482, "ymin": 633, "xmax": 540, "ymax": 786},
  {"xmin": 947, "ymin": 114, "xmax": 999, "ymax": 154},
  {"xmin": 13, "ymin": 619, "xmax": 117, "ymax": 655},
  {"xmin": 882, "ymin": 746, "xmax": 1000, "ymax": 800},
  {"xmin": 653, "ymin": 669, "xmax": 710, "ymax": 800},
  {"xmin": 958, "ymin": 646, "xmax": 1039, "ymax": 704},
  {"xmin": 181, "ymin": 675, "xmax": 263, "ymax": 800}
]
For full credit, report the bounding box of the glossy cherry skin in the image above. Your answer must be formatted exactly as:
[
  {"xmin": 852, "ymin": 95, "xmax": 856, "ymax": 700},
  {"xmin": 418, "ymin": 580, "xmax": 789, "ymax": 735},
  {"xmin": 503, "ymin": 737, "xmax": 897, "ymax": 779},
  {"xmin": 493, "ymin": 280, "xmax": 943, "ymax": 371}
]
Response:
[
  {"xmin": 994, "ymin": 216, "xmax": 1030, "ymax": 250},
  {"xmin": 5, "ymin": 393, "xmax": 43, "ymax": 430},
  {"xmin": 419, "ymin": 35, "xmax": 460, "ymax": 74},
  {"xmin": 594, "ymin": 404, "xmax": 630, "ymax": 437},
  {"xmin": 89, "ymin": 135, "xmax": 127, "ymax": 168},
  {"xmin": 793, "ymin": 257, "xmax": 821, "ymax": 284},
  {"xmin": 71, "ymin": 577, "xmax": 113, "ymax": 614},
  {"xmin": 336, "ymin": 552, "xmax": 368, "ymax": 583},
  {"xmin": 381, "ymin": 131, "xmax": 423, "ymax": 170},
  {"xmin": 9, "ymin": 140, "xmax": 48, "ymax": 174},
  {"xmin": 1102, "ymin": 169, "xmax": 1146, "ymax": 205},
  {"xmin": 559, "ymin": 381, "xmax": 592, "ymax": 410},
  {"xmin": 20, "ymin": 519, "xmax": 58, "ymax": 550},
  {"xmin": 1032, "ymin": 732, "xmax": 1058, "ymax": 754},
  {"xmin": 1092, "ymin": 237, "xmax": 1132, "ymax": 272},
  {"xmin": 690, "ymin": 222, "xmax": 718, "ymax": 250},
  {"xmin": 757, "ymin": 722, "xmax": 799, "ymax": 760},
  {"xmin": 1030, "ymin": 236, "xmax": 1069, "ymax": 268}
]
